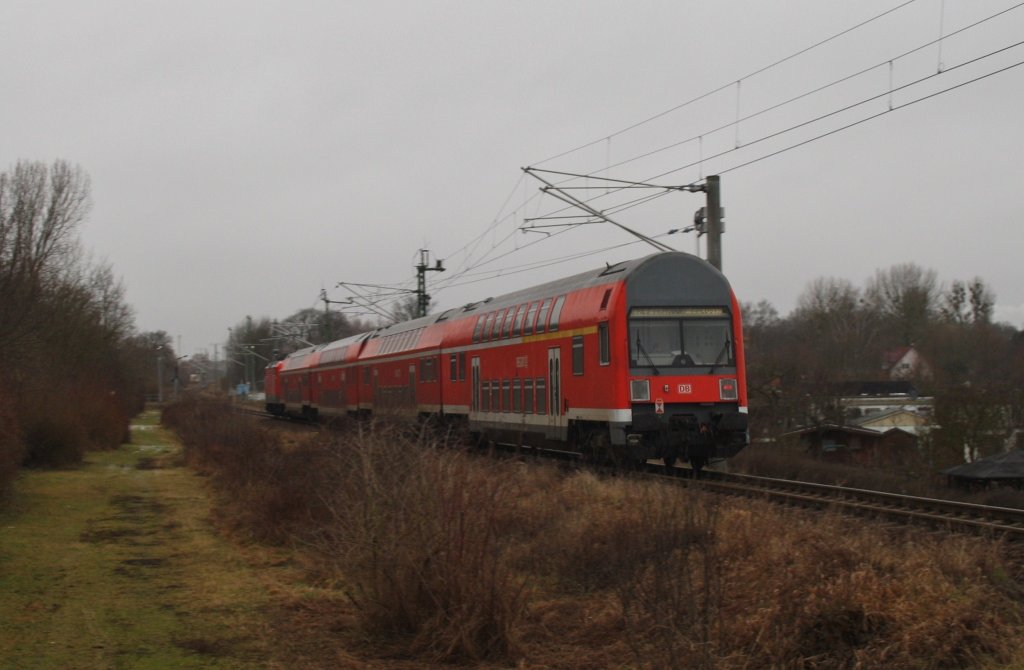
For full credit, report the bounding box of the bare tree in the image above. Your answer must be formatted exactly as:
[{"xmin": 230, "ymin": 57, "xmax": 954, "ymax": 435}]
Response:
[
  {"xmin": 864, "ymin": 263, "xmax": 938, "ymax": 345},
  {"xmin": 0, "ymin": 160, "xmax": 92, "ymax": 355},
  {"xmin": 390, "ymin": 294, "xmax": 430, "ymax": 324}
]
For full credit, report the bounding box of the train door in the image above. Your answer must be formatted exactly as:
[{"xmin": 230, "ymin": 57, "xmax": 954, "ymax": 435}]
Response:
[
  {"xmin": 547, "ymin": 346, "xmax": 566, "ymax": 440},
  {"xmin": 471, "ymin": 356, "xmax": 480, "ymax": 414}
]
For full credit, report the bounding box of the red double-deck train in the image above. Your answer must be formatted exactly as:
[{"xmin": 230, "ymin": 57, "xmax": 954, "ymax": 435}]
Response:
[{"xmin": 265, "ymin": 251, "xmax": 748, "ymax": 470}]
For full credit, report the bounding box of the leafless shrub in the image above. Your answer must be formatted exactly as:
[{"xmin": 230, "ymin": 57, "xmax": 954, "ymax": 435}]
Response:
[
  {"xmin": 715, "ymin": 506, "xmax": 1022, "ymax": 668},
  {"xmin": 170, "ymin": 398, "xmax": 334, "ymax": 543},
  {"xmin": 313, "ymin": 425, "xmax": 528, "ymax": 662},
  {"xmin": 533, "ymin": 473, "xmax": 722, "ymax": 668},
  {"xmin": 21, "ymin": 402, "xmax": 87, "ymax": 468}
]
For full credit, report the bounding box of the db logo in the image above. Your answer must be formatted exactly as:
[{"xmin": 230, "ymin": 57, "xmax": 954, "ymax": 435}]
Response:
[{"xmin": 654, "ymin": 398, "xmax": 665, "ymax": 414}]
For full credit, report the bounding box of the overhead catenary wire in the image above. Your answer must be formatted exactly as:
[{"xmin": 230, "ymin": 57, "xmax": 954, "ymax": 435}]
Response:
[
  {"xmin": 531, "ymin": 0, "xmax": 922, "ymax": 167},
  {"xmin": 518, "ymin": 30, "xmax": 1024, "ymax": 231},
  {"xmin": 520, "ymin": 2, "xmax": 1024, "ymax": 227}
]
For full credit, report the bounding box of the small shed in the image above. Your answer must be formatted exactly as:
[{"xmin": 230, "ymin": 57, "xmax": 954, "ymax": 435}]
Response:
[
  {"xmin": 943, "ymin": 450, "xmax": 1024, "ymax": 490},
  {"xmin": 783, "ymin": 423, "xmax": 919, "ymax": 466}
]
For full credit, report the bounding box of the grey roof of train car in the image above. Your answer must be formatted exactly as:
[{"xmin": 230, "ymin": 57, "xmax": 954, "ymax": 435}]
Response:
[
  {"xmin": 452, "ymin": 250, "xmax": 728, "ymax": 317},
  {"xmin": 314, "ymin": 250, "xmax": 730, "ymax": 347}
]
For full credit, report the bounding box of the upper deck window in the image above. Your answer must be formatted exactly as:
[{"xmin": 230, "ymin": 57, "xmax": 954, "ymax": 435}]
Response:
[
  {"xmin": 548, "ymin": 295, "xmax": 566, "ymax": 332},
  {"xmin": 487, "ymin": 309, "xmax": 503, "ymax": 342},
  {"xmin": 628, "ymin": 307, "xmax": 734, "ymax": 375},
  {"xmin": 501, "ymin": 307, "xmax": 516, "ymax": 338},
  {"xmin": 512, "ymin": 304, "xmax": 527, "ymax": 337},
  {"xmin": 472, "ymin": 315, "xmax": 486, "ymax": 343},
  {"xmin": 536, "ymin": 298, "xmax": 553, "ymax": 334},
  {"xmin": 524, "ymin": 301, "xmax": 539, "ymax": 335}
]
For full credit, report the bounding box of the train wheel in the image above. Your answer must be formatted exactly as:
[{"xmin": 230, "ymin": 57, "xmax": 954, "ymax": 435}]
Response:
[{"xmin": 690, "ymin": 454, "xmax": 706, "ymax": 478}]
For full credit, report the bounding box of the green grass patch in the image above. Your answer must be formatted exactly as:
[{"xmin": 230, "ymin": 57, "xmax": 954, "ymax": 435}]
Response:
[{"xmin": 0, "ymin": 414, "xmax": 275, "ymax": 669}]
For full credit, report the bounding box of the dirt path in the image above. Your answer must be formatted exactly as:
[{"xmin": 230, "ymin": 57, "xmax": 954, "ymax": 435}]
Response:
[{"xmin": 0, "ymin": 411, "xmax": 294, "ymax": 669}]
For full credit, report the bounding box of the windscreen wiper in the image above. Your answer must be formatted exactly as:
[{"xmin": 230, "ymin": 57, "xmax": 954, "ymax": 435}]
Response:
[
  {"xmin": 636, "ymin": 336, "xmax": 660, "ymax": 375},
  {"xmin": 708, "ymin": 339, "xmax": 731, "ymax": 375}
]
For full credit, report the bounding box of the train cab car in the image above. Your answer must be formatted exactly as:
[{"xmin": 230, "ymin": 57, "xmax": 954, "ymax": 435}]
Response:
[
  {"xmin": 618, "ymin": 253, "xmax": 748, "ymax": 470},
  {"xmin": 449, "ymin": 251, "xmax": 747, "ymax": 470}
]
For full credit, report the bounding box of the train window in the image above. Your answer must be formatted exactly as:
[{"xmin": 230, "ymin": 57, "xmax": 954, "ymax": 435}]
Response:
[
  {"xmin": 363, "ymin": 366, "xmax": 370, "ymax": 384},
  {"xmin": 512, "ymin": 304, "xmax": 527, "ymax": 337},
  {"xmin": 501, "ymin": 308, "xmax": 515, "ymax": 338},
  {"xmin": 502, "ymin": 380, "xmax": 511, "ymax": 412},
  {"xmin": 490, "ymin": 310, "xmax": 505, "ymax": 340},
  {"xmin": 535, "ymin": 378, "xmax": 547, "ymax": 415},
  {"xmin": 449, "ymin": 353, "xmax": 457, "ymax": 382},
  {"xmin": 482, "ymin": 381, "xmax": 491, "ymax": 411},
  {"xmin": 491, "ymin": 381, "xmax": 501, "ymax": 411},
  {"xmin": 513, "ymin": 379, "xmax": 522, "ymax": 412},
  {"xmin": 524, "ymin": 379, "xmax": 534, "ymax": 413},
  {"xmin": 628, "ymin": 308, "xmax": 733, "ymax": 373},
  {"xmin": 536, "ymin": 298, "xmax": 553, "ymax": 334},
  {"xmin": 472, "ymin": 315, "xmax": 486, "ymax": 343},
  {"xmin": 598, "ymin": 322, "xmax": 610, "ymax": 365},
  {"xmin": 549, "ymin": 295, "xmax": 566, "ymax": 332},
  {"xmin": 458, "ymin": 352, "xmax": 467, "ymax": 381},
  {"xmin": 600, "ymin": 288, "xmax": 612, "ymax": 310},
  {"xmin": 572, "ymin": 336, "xmax": 584, "ymax": 375},
  {"xmin": 484, "ymin": 312, "xmax": 496, "ymax": 341},
  {"xmin": 523, "ymin": 301, "xmax": 539, "ymax": 335}
]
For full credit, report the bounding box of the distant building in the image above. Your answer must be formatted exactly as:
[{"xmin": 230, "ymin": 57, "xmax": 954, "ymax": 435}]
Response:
[
  {"xmin": 881, "ymin": 346, "xmax": 932, "ymax": 381},
  {"xmin": 837, "ymin": 380, "xmax": 934, "ymax": 422},
  {"xmin": 785, "ymin": 381, "xmax": 935, "ymax": 465}
]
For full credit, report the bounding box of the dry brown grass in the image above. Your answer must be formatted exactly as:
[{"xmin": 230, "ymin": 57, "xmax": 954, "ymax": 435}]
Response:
[{"xmin": 166, "ymin": 397, "xmax": 1024, "ymax": 669}]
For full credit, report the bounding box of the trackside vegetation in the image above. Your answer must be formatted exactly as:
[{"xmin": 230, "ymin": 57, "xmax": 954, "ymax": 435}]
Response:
[
  {"xmin": 0, "ymin": 160, "xmax": 176, "ymax": 499},
  {"xmin": 164, "ymin": 396, "xmax": 1024, "ymax": 669}
]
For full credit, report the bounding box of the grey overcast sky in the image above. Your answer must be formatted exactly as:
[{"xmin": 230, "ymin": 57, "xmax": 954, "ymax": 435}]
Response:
[{"xmin": 3, "ymin": 1, "xmax": 1023, "ymax": 356}]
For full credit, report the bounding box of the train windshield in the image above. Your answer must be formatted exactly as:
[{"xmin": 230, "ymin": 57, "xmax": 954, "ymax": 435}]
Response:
[{"xmin": 628, "ymin": 307, "xmax": 733, "ymax": 374}]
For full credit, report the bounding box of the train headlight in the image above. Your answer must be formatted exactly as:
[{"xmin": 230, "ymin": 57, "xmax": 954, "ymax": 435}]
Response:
[
  {"xmin": 630, "ymin": 379, "xmax": 650, "ymax": 401},
  {"xmin": 719, "ymin": 378, "xmax": 738, "ymax": 401}
]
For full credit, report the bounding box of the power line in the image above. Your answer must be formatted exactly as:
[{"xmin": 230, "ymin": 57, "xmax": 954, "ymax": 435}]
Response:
[
  {"xmin": 532, "ymin": 0, "xmax": 922, "ymax": 166},
  {"xmin": 721, "ymin": 54, "xmax": 1024, "ymax": 175},
  {"xmin": 520, "ymin": 33, "xmax": 1024, "ymax": 231}
]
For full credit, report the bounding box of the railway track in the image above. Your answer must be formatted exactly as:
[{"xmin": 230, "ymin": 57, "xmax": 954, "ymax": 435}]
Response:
[{"xmin": 661, "ymin": 468, "xmax": 1024, "ymax": 540}]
